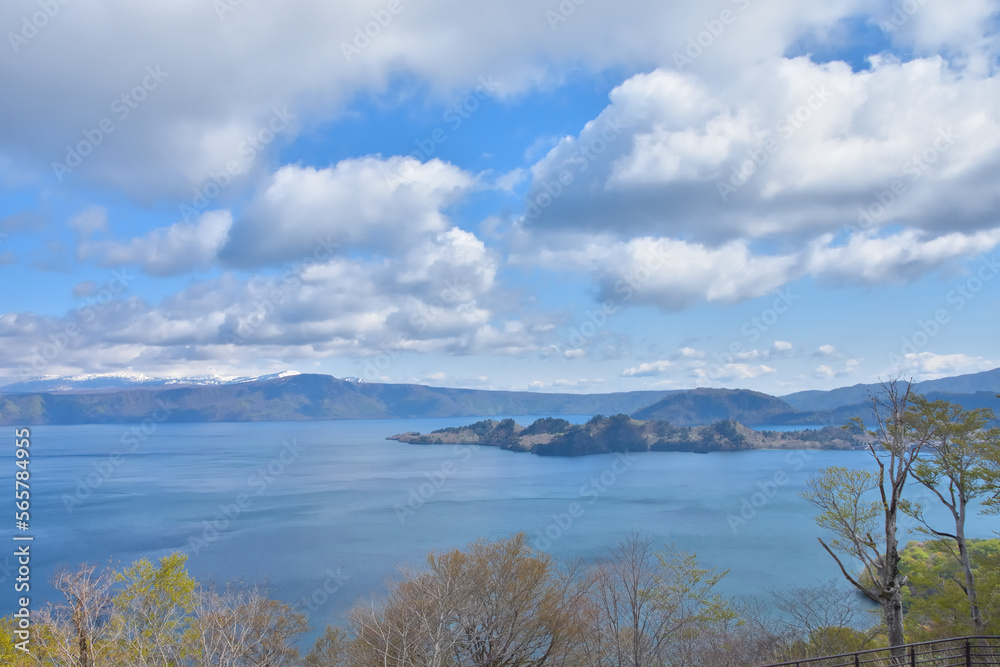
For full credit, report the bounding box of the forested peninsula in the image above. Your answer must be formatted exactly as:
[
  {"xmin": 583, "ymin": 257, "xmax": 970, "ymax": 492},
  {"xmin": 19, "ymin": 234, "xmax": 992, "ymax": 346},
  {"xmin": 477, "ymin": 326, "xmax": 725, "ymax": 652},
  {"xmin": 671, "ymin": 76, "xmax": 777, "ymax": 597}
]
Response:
[{"xmin": 388, "ymin": 414, "xmax": 871, "ymax": 456}]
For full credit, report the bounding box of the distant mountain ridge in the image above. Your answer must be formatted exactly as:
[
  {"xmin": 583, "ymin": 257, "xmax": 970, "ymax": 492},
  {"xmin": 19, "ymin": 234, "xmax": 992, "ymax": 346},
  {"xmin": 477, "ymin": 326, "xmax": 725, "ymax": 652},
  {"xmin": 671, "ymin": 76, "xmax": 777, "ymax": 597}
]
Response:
[
  {"xmin": 0, "ymin": 373, "xmax": 676, "ymax": 426},
  {"xmin": 0, "ymin": 370, "xmax": 305, "ymax": 394},
  {"xmin": 0, "ymin": 369, "xmax": 996, "ymax": 426},
  {"xmin": 779, "ymin": 367, "xmax": 1000, "ymax": 410}
]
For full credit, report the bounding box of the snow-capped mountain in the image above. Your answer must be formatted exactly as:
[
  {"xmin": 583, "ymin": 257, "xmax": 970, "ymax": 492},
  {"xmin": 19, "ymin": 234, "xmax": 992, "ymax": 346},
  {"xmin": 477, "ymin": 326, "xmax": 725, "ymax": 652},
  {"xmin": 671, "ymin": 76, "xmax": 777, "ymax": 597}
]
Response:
[{"xmin": 0, "ymin": 370, "xmax": 303, "ymax": 394}]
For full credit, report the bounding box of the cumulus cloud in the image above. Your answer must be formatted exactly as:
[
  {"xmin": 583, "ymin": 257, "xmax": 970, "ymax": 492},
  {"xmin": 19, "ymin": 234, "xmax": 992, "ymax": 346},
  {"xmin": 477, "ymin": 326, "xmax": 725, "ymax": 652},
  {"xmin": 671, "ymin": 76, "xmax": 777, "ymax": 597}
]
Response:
[
  {"xmin": 621, "ymin": 360, "xmax": 673, "ymax": 377},
  {"xmin": 0, "ymin": 0, "xmax": 879, "ymax": 200},
  {"xmin": 522, "ymin": 56, "xmax": 1000, "ymax": 241},
  {"xmin": 81, "ymin": 211, "xmax": 233, "ymax": 276},
  {"xmin": 0, "ymin": 226, "xmax": 552, "ymax": 381},
  {"xmin": 889, "ymin": 352, "xmax": 995, "ymax": 379},
  {"xmin": 517, "ymin": 227, "xmax": 1000, "ymax": 312},
  {"xmin": 68, "ymin": 207, "xmax": 108, "ymax": 237},
  {"xmin": 814, "ymin": 364, "xmax": 835, "ymax": 379},
  {"xmin": 220, "ymin": 158, "xmax": 475, "ymax": 268},
  {"xmin": 692, "ymin": 363, "xmax": 777, "ymax": 384},
  {"xmin": 513, "ymin": 46, "xmax": 1000, "ymax": 313}
]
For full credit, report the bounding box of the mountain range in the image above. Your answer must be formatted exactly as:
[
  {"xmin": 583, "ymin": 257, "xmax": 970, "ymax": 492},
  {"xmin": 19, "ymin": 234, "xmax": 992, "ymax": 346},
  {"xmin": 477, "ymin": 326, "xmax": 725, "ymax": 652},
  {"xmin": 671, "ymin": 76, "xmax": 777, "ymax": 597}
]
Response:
[{"xmin": 0, "ymin": 367, "xmax": 997, "ymax": 427}]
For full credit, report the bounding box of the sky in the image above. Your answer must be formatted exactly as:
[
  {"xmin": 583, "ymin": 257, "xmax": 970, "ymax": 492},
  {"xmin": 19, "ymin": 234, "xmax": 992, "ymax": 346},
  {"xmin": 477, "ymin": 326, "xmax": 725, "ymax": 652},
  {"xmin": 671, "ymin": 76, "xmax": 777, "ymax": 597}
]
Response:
[{"xmin": 0, "ymin": 0, "xmax": 998, "ymax": 396}]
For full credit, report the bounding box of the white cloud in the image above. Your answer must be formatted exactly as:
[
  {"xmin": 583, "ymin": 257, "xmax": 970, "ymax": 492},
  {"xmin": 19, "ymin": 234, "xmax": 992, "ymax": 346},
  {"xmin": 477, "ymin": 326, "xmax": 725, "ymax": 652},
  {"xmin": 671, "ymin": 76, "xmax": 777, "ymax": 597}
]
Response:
[
  {"xmin": 817, "ymin": 344, "xmax": 836, "ymax": 355},
  {"xmin": 0, "ymin": 0, "xmax": 882, "ymax": 200},
  {"xmin": 523, "ymin": 55, "xmax": 1000, "ymax": 243},
  {"xmin": 518, "ymin": 227, "xmax": 1000, "ymax": 312},
  {"xmin": 692, "ymin": 363, "xmax": 777, "ymax": 383},
  {"xmin": 890, "ymin": 352, "xmax": 994, "ymax": 379},
  {"xmin": 773, "ymin": 340, "xmax": 793, "ymax": 351},
  {"xmin": 68, "ymin": 207, "xmax": 108, "ymax": 237},
  {"xmin": 621, "ymin": 360, "xmax": 673, "ymax": 377},
  {"xmin": 80, "ymin": 211, "xmax": 233, "ymax": 276},
  {"xmin": 221, "ymin": 158, "xmax": 475, "ymax": 268},
  {"xmin": 0, "ymin": 227, "xmax": 552, "ymax": 380},
  {"xmin": 814, "ymin": 364, "xmax": 835, "ymax": 379}
]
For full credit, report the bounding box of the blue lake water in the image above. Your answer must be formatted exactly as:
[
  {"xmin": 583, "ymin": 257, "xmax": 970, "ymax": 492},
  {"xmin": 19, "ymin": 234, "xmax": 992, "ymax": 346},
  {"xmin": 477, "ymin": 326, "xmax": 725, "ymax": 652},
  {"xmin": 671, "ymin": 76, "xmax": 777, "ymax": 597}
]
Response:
[{"xmin": 4, "ymin": 417, "xmax": 995, "ymax": 647}]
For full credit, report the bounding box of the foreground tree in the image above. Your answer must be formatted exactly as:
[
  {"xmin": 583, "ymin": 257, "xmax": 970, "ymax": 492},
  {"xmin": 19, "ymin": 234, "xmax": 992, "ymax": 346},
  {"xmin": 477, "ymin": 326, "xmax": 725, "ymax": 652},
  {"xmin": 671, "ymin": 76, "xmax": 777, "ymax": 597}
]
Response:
[
  {"xmin": 769, "ymin": 579, "xmax": 880, "ymax": 660},
  {"xmin": 578, "ymin": 533, "xmax": 738, "ymax": 666},
  {"xmin": 803, "ymin": 380, "xmax": 928, "ymax": 658},
  {"xmin": 304, "ymin": 626, "xmax": 352, "ymax": 666},
  {"xmin": 108, "ymin": 552, "xmax": 198, "ymax": 666},
  {"xmin": 349, "ymin": 532, "xmax": 587, "ymax": 666},
  {"xmin": 905, "ymin": 396, "xmax": 1000, "ymax": 631},
  {"xmin": 192, "ymin": 584, "xmax": 308, "ymax": 666},
  {"xmin": 900, "ymin": 538, "xmax": 1000, "ymax": 640},
  {"xmin": 30, "ymin": 562, "xmax": 118, "ymax": 667},
  {"xmin": 27, "ymin": 553, "xmax": 310, "ymax": 666}
]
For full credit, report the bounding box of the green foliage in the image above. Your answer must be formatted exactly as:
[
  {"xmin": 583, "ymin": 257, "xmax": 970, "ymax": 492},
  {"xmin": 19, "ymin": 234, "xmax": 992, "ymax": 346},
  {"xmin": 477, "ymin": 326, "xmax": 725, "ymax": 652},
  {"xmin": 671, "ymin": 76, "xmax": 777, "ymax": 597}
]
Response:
[
  {"xmin": 521, "ymin": 417, "xmax": 572, "ymax": 436},
  {"xmin": 784, "ymin": 625, "xmax": 875, "ymax": 659},
  {"xmin": 111, "ymin": 552, "xmax": 198, "ymax": 664},
  {"xmin": 0, "ymin": 617, "xmax": 21, "ymax": 665},
  {"xmin": 709, "ymin": 419, "xmax": 746, "ymax": 446},
  {"xmin": 29, "ymin": 553, "xmax": 308, "ymax": 667},
  {"xmin": 900, "ymin": 538, "xmax": 1000, "ymax": 640},
  {"xmin": 804, "ymin": 466, "xmax": 882, "ymax": 560}
]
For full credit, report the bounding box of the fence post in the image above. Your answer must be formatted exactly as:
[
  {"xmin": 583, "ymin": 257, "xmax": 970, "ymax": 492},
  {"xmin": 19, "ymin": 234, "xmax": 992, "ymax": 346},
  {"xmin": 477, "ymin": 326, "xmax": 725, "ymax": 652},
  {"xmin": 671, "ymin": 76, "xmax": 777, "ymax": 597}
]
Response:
[
  {"xmin": 854, "ymin": 654, "xmax": 860, "ymax": 667},
  {"xmin": 910, "ymin": 644, "xmax": 916, "ymax": 667},
  {"xmin": 965, "ymin": 639, "xmax": 971, "ymax": 667}
]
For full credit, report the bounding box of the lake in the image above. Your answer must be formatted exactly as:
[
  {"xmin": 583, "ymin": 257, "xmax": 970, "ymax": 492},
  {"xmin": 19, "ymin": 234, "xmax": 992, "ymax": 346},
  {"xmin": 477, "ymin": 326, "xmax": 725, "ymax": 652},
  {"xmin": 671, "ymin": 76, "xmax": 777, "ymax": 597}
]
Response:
[{"xmin": 5, "ymin": 417, "xmax": 994, "ymax": 647}]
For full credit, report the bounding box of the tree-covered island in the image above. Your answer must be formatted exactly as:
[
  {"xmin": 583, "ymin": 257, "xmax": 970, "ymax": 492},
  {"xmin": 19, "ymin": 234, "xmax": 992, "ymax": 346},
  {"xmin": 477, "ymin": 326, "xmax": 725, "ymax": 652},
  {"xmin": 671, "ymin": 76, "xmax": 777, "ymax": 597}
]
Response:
[{"xmin": 388, "ymin": 414, "xmax": 872, "ymax": 456}]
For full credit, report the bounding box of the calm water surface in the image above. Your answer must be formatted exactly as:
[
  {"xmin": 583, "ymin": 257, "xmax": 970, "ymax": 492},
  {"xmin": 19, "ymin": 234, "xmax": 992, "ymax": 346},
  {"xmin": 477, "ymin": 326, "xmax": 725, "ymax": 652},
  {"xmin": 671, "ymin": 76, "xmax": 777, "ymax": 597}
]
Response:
[{"xmin": 5, "ymin": 418, "xmax": 994, "ymax": 644}]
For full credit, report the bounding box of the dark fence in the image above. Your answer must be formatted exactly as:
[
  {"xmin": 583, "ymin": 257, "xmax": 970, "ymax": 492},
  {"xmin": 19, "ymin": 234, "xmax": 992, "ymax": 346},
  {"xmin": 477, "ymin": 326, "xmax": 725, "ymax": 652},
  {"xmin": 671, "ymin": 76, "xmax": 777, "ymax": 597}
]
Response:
[{"xmin": 758, "ymin": 636, "xmax": 1000, "ymax": 667}]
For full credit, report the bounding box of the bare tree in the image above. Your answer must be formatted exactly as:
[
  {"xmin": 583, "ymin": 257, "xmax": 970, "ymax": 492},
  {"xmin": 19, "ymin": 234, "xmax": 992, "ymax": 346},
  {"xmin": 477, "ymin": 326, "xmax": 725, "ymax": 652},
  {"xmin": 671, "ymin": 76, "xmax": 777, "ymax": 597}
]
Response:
[
  {"xmin": 803, "ymin": 379, "xmax": 928, "ymax": 660},
  {"xmin": 192, "ymin": 584, "xmax": 308, "ymax": 666},
  {"xmin": 582, "ymin": 533, "xmax": 674, "ymax": 666},
  {"xmin": 347, "ymin": 533, "xmax": 586, "ymax": 667},
  {"xmin": 771, "ymin": 580, "xmax": 879, "ymax": 659},
  {"xmin": 579, "ymin": 533, "xmax": 733, "ymax": 667},
  {"xmin": 305, "ymin": 626, "xmax": 351, "ymax": 667},
  {"xmin": 38, "ymin": 562, "xmax": 117, "ymax": 667}
]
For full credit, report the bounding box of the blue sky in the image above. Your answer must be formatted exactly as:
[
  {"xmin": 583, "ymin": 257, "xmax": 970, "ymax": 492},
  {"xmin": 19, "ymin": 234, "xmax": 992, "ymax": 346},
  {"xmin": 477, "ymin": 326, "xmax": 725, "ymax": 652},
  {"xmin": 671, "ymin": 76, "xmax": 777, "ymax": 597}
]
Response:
[{"xmin": 1, "ymin": 0, "xmax": 998, "ymax": 395}]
